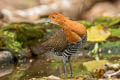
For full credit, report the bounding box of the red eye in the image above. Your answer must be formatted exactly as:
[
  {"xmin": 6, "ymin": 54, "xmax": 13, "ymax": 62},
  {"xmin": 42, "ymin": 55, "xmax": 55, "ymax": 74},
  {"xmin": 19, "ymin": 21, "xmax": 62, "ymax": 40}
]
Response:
[{"xmin": 52, "ymin": 16, "xmax": 56, "ymax": 19}]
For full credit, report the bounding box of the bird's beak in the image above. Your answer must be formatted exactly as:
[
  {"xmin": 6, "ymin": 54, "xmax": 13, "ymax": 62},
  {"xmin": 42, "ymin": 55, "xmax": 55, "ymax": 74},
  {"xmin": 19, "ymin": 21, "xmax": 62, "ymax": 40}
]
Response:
[{"xmin": 43, "ymin": 18, "xmax": 51, "ymax": 23}]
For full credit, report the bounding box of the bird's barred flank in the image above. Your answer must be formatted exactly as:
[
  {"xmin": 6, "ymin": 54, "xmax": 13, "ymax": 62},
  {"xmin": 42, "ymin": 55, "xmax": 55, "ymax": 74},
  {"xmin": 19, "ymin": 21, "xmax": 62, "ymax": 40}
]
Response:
[{"xmin": 55, "ymin": 34, "xmax": 87, "ymax": 57}]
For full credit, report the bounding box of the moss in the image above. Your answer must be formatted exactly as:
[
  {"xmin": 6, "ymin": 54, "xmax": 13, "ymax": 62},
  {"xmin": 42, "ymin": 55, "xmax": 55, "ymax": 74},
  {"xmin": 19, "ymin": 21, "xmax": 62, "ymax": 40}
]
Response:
[
  {"xmin": 92, "ymin": 17, "xmax": 120, "ymax": 27},
  {"xmin": 109, "ymin": 28, "xmax": 120, "ymax": 36},
  {"xmin": 80, "ymin": 20, "xmax": 92, "ymax": 28},
  {"xmin": 71, "ymin": 59, "xmax": 87, "ymax": 76},
  {"xmin": 101, "ymin": 41, "xmax": 120, "ymax": 48},
  {"xmin": 50, "ymin": 60, "xmax": 62, "ymax": 70},
  {"xmin": 8, "ymin": 70, "xmax": 26, "ymax": 80},
  {"xmin": 0, "ymin": 22, "xmax": 60, "ymax": 58},
  {"xmin": 102, "ymin": 54, "xmax": 120, "ymax": 63}
]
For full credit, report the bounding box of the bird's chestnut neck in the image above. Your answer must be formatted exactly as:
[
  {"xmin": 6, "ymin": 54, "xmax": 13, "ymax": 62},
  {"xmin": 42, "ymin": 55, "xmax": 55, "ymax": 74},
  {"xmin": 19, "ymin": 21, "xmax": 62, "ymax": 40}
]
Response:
[{"xmin": 57, "ymin": 19, "xmax": 72, "ymax": 29}]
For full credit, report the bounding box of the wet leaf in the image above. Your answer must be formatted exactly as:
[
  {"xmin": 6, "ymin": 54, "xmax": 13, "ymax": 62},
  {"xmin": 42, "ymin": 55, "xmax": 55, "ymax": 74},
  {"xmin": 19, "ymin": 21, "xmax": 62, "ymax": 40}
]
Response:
[{"xmin": 83, "ymin": 60, "xmax": 109, "ymax": 72}]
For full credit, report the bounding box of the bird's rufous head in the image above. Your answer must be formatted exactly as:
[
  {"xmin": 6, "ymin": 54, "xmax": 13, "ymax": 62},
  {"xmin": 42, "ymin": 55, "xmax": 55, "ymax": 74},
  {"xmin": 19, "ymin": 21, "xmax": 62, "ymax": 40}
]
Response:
[{"xmin": 45, "ymin": 13, "xmax": 68, "ymax": 25}]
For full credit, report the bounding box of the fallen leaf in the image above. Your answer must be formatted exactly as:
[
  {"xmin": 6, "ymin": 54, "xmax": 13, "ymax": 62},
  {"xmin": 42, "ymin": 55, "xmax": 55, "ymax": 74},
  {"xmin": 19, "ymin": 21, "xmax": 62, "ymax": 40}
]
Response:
[{"xmin": 87, "ymin": 25, "xmax": 111, "ymax": 41}]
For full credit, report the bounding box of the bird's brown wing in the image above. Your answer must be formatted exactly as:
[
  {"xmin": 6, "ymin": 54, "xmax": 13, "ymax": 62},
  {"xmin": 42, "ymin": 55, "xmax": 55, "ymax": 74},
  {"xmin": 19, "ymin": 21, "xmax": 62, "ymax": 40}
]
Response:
[
  {"xmin": 42, "ymin": 29, "xmax": 67, "ymax": 50},
  {"xmin": 30, "ymin": 29, "xmax": 67, "ymax": 55}
]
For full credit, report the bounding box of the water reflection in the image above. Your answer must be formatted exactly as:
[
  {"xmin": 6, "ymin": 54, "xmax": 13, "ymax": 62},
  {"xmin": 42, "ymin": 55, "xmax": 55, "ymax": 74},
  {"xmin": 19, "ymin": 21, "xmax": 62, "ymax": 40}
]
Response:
[{"xmin": 0, "ymin": 53, "xmax": 63, "ymax": 80}]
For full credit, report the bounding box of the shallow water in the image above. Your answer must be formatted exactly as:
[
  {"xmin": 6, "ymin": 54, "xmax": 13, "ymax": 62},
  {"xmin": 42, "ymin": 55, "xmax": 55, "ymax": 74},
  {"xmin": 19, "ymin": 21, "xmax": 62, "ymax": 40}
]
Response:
[
  {"xmin": 0, "ymin": 52, "xmax": 120, "ymax": 80},
  {"xmin": 0, "ymin": 54, "xmax": 63, "ymax": 80}
]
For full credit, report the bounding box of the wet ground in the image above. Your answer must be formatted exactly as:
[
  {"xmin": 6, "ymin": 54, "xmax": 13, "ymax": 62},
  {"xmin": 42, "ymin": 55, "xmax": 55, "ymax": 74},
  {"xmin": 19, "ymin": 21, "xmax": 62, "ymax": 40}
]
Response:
[
  {"xmin": 0, "ymin": 53, "xmax": 63, "ymax": 80},
  {"xmin": 0, "ymin": 52, "xmax": 120, "ymax": 80}
]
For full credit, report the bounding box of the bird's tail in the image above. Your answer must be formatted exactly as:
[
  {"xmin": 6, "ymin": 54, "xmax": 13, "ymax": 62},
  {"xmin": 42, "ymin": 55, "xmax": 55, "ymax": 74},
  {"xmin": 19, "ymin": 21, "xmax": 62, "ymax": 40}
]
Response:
[{"xmin": 29, "ymin": 42, "xmax": 52, "ymax": 56}]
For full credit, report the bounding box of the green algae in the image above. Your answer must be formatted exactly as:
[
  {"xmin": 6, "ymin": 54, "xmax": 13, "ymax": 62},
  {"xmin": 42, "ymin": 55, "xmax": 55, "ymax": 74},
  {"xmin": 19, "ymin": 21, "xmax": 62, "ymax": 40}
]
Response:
[
  {"xmin": 101, "ymin": 41, "xmax": 120, "ymax": 49},
  {"xmin": 8, "ymin": 69, "xmax": 26, "ymax": 80},
  {"xmin": 109, "ymin": 28, "xmax": 120, "ymax": 36},
  {"xmin": 92, "ymin": 17, "xmax": 120, "ymax": 27}
]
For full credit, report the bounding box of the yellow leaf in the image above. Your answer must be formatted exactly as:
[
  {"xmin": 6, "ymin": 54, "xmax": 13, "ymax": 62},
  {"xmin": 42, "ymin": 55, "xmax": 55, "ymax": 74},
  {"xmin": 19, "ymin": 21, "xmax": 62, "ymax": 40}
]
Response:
[
  {"xmin": 87, "ymin": 25, "xmax": 111, "ymax": 42},
  {"xmin": 83, "ymin": 60, "xmax": 109, "ymax": 72}
]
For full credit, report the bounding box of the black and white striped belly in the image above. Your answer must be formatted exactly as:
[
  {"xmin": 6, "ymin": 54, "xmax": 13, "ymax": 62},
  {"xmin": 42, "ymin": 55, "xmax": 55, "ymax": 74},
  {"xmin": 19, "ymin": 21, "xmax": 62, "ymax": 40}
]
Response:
[{"xmin": 55, "ymin": 34, "xmax": 87, "ymax": 57}]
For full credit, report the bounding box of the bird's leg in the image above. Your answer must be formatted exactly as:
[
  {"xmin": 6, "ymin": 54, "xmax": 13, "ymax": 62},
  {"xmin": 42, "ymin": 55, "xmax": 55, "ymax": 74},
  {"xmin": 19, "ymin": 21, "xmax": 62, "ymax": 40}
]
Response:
[
  {"xmin": 62, "ymin": 55, "xmax": 68, "ymax": 79},
  {"xmin": 68, "ymin": 56, "xmax": 73, "ymax": 79}
]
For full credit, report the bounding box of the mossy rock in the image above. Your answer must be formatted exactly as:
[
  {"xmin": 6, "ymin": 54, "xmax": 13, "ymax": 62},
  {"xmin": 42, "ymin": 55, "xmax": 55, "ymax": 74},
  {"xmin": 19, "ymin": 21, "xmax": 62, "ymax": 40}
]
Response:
[
  {"xmin": 92, "ymin": 17, "xmax": 120, "ymax": 27},
  {"xmin": 0, "ymin": 22, "xmax": 60, "ymax": 58}
]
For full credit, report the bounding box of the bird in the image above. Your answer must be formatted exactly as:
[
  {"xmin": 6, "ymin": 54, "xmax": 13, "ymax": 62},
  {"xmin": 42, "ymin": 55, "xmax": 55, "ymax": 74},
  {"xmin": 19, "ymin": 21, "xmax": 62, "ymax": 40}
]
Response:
[{"xmin": 30, "ymin": 13, "xmax": 87, "ymax": 79}]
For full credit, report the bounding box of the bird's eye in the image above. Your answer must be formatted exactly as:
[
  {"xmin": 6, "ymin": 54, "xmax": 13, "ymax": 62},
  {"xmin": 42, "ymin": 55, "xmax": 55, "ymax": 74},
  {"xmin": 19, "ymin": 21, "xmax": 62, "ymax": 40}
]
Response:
[{"xmin": 52, "ymin": 16, "xmax": 56, "ymax": 19}]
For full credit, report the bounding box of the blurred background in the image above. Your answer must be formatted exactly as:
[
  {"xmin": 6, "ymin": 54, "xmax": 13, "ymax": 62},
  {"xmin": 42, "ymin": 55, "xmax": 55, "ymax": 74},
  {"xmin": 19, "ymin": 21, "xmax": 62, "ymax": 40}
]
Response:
[{"xmin": 0, "ymin": 0, "xmax": 120, "ymax": 80}]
